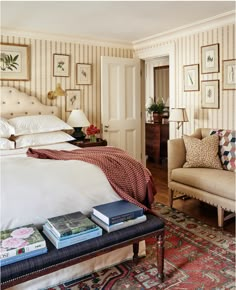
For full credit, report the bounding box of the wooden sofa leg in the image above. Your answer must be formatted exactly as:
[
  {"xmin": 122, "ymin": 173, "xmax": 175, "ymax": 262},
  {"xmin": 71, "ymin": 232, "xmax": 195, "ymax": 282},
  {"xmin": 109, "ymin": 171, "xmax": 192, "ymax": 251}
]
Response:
[
  {"xmin": 217, "ymin": 206, "xmax": 224, "ymax": 227},
  {"xmin": 169, "ymin": 189, "xmax": 174, "ymax": 208}
]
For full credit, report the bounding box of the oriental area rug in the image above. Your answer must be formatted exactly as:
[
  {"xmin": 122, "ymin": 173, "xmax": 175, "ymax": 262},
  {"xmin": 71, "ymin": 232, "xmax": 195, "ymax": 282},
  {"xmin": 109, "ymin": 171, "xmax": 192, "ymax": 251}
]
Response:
[{"xmin": 46, "ymin": 203, "xmax": 235, "ymax": 290}]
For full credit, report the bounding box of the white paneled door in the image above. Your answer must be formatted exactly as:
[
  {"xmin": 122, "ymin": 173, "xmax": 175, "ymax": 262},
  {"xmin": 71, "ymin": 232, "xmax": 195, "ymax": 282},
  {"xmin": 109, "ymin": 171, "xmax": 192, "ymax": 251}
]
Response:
[{"xmin": 101, "ymin": 56, "xmax": 141, "ymax": 161}]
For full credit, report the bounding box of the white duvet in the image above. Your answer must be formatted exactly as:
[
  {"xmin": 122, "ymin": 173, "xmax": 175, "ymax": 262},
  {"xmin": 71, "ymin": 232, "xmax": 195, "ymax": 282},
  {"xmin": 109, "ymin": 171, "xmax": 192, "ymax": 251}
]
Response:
[
  {"xmin": 1, "ymin": 142, "xmax": 121, "ymax": 230},
  {"xmin": 1, "ymin": 142, "xmax": 145, "ymax": 290}
]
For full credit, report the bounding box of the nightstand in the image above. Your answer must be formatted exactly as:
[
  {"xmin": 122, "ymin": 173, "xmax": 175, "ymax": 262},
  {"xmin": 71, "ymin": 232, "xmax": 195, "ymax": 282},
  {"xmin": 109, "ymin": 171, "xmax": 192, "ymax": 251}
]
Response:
[{"xmin": 70, "ymin": 138, "xmax": 107, "ymax": 148}]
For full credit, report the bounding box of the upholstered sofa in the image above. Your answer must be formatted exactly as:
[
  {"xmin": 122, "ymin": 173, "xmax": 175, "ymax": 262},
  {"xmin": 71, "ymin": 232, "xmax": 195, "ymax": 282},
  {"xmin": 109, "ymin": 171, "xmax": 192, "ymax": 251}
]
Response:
[{"xmin": 168, "ymin": 128, "xmax": 235, "ymax": 227}]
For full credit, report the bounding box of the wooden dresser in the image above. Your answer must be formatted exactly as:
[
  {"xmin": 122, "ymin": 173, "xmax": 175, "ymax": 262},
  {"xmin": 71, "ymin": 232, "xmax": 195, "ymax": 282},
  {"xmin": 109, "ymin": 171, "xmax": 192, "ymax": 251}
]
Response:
[{"xmin": 145, "ymin": 123, "xmax": 169, "ymax": 163}]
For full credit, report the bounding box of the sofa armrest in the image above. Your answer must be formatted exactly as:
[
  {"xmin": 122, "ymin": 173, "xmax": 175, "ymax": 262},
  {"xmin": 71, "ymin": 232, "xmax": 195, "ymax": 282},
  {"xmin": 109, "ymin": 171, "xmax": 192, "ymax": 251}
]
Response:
[{"xmin": 168, "ymin": 138, "xmax": 186, "ymax": 184}]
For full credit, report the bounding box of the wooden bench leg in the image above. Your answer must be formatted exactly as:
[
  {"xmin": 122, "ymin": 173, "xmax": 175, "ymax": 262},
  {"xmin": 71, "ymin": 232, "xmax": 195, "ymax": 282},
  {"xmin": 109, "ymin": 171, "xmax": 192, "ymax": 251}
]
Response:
[
  {"xmin": 133, "ymin": 242, "xmax": 139, "ymax": 264},
  {"xmin": 157, "ymin": 231, "xmax": 165, "ymax": 282}
]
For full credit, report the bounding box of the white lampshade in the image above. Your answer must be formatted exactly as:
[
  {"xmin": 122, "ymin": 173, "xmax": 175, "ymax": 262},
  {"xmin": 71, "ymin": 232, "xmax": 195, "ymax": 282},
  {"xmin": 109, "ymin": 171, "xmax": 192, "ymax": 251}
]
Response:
[
  {"xmin": 67, "ymin": 109, "xmax": 90, "ymax": 128},
  {"xmin": 169, "ymin": 108, "xmax": 188, "ymax": 122}
]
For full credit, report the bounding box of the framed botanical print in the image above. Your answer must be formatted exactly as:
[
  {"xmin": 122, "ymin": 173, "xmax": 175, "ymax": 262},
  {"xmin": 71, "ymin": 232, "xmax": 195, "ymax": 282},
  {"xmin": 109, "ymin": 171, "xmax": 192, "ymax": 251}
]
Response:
[
  {"xmin": 183, "ymin": 64, "xmax": 199, "ymax": 91},
  {"xmin": 0, "ymin": 43, "xmax": 30, "ymax": 81},
  {"xmin": 201, "ymin": 43, "xmax": 219, "ymax": 74},
  {"xmin": 53, "ymin": 54, "xmax": 70, "ymax": 77},
  {"xmin": 201, "ymin": 80, "xmax": 219, "ymax": 109},
  {"xmin": 65, "ymin": 89, "xmax": 82, "ymax": 112},
  {"xmin": 223, "ymin": 59, "xmax": 236, "ymax": 90},
  {"xmin": 76, "ymin": 64, "xmax": 92, "ymax": 85}
]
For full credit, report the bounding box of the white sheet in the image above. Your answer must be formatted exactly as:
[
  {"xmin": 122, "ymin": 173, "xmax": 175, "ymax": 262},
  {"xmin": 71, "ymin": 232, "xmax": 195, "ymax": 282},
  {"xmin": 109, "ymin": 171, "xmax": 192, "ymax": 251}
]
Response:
[{"xmin": 1, "ymin": 142, "xmax": 145, "ymax": 289}]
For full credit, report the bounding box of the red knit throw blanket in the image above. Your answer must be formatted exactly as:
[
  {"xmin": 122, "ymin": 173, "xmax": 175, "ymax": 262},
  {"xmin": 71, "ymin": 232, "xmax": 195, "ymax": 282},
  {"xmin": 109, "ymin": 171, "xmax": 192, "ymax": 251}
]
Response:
[{"xmin": 27, "ymin": 147, "xmax": 156, "ymax": 210}]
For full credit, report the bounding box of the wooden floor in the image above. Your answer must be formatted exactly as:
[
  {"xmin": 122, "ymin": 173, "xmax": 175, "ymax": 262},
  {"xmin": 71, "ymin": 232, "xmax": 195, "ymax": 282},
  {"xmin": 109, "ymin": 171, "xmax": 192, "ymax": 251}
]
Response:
[{"xmin": 147, "ymin": 159, "xmax": 235, "ymax": 236}]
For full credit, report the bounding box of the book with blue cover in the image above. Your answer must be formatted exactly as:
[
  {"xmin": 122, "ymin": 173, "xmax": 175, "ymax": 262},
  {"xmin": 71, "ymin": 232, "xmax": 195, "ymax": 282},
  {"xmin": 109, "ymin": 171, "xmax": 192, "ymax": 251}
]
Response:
[
  {"xmin": 92, "ymin": 200, "xmax": 144, "ymax": 225},
  {"xmin": 1, "ymin": 247, "xmax": 48, "ymax": 266},
  {"xmin": 91, "ymin": 213, "xmax": 147, "ymax": 232},
  {"xmin": 43, "ymin": 224, "xmax": 102, "ymax": 249},
  {"xmin": 47, "ymin": 211, "xmax": 99, "ymax": 238}
]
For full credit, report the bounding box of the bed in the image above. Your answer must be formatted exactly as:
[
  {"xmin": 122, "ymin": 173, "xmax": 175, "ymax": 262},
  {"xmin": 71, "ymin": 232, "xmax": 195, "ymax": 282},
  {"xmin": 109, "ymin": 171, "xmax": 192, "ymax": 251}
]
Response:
[{"xmin": 0, "ymin": 87, "xmax": 154, "ymax": 290}]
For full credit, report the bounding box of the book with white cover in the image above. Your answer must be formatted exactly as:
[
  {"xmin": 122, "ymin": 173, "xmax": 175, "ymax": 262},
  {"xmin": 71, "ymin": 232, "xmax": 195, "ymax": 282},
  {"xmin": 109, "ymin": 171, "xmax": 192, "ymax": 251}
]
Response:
[
  {"xmin": 91, "ymin": 214, "xmax": 147, "ymax": 232},
  {"xmin": 0, "ymin": 224, "xmax": 46, "ymax": 260}
]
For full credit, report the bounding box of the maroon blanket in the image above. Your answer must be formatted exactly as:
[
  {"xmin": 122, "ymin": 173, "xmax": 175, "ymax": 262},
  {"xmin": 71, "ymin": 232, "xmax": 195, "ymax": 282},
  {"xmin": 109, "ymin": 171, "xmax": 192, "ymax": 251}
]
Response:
[{"xmin": 27, "ymin": 147, "xmax": 156, "ymax": 210}]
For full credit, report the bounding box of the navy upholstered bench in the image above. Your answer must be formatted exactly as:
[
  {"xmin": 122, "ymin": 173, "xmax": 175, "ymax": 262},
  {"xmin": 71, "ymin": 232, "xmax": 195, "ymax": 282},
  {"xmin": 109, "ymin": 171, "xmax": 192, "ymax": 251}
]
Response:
[{"xmin": 1, "ymin": 214, "xmax": 165, "ymax": 289}]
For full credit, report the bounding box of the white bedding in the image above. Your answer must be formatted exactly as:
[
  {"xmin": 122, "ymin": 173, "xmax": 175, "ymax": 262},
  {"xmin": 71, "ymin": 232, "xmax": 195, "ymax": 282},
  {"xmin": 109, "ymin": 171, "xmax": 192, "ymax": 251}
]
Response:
[{"xmin": 1, "ymin": 142, "xmax": 145, "ymax": 289}]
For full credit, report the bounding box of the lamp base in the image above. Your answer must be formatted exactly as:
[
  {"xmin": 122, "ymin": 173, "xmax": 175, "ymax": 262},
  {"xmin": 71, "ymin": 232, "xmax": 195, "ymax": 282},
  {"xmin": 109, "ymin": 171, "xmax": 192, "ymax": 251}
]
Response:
[{"xmin": 72, "ymin": 127, "xmax": 86, "ymax": 141}]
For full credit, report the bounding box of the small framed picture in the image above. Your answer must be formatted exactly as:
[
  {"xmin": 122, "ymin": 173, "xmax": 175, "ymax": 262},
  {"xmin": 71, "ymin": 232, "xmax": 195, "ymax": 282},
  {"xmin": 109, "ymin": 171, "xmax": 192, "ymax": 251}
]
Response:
[
  {"xmin": 183, "ymin": 64, "xmax": 199, "ymax": 91},
  {"xmin": 223, "ymin": 59, "xmax": 236, "ymax": 90},
  {"xmin": 201, "ymin": 80, "xmax": 219, "ymax": 109},
  {"xmin": 0, "ymin": 43, "xmax": 30, "ymax": 81},
  {"xmin": 76, "ymin": 63, "xmax": 92, "ymax": 85},
  {"xmin": 201, "ymin": 43, "xmax": 219, "ymax": 74},
  {"xmin": 65, "ymin": 89, "xmax": 82, "ymax": 112},
  {"xmin": 53, "ymin": 54, "xmax": 70, "ymax": 77}
]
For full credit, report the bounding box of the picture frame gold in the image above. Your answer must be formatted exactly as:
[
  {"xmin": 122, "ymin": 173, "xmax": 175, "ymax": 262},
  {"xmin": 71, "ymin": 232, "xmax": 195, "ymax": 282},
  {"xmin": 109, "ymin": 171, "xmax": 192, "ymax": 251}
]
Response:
[
  {"xmin": 76, "ymin": 63, "xmax": 92, "ymax": 85},
  {"xmin": 53, "ymin": 54, "xmax": 70, "ymax": 77},
  {"xmin": 201, "ymin": 43, "xmax": 219, "ymax": 74},
  {"xmin": 65, "ymin": 89, "xmax": 82, "ymax": 112},
  {"xmin": 0, "ymin": 43, "xmax": 30, "ymax": 81},
  {"xmin": 201, "ymin": 80, "xmax": 219, "ymax": 109},
  {"xmin": 183, "ymin": 64, "xmax": 199, "ymax": 91},
  {"xmin": 223, "ymin": 59, "xmax": 236, "ymax": 90}
]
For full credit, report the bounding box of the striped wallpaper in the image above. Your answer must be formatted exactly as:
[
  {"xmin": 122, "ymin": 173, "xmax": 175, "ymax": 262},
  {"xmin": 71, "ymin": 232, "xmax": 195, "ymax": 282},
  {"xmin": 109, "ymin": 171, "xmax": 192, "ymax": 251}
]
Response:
[
  {"xmin": 135, "ymin": 21, "xmax": 235, "ymax": 138},
  {"xmin": 0, "ymin": 34, "xmax": 133, "ymax": 127}
]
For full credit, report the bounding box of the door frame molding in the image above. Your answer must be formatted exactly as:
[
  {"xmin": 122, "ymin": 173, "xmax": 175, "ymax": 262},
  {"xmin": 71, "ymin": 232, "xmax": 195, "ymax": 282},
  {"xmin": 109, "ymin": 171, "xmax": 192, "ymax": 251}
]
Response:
[{"xmin": 134, "ymin": 42, "xmax": 176, "ymax": 139}]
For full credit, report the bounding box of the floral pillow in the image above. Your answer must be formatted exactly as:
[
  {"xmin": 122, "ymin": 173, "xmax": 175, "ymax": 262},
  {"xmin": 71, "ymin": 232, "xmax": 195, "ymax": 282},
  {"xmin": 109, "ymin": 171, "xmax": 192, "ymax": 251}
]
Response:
[{"xmin": 210, "ymin": 129, "xmax": 236, "ymax": 172}]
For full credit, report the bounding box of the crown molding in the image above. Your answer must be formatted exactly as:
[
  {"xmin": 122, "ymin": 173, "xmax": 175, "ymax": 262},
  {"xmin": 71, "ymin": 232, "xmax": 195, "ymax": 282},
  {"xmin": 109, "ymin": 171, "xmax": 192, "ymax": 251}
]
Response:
[
  {"xmin": 133, "ymin": 10, "xmax": 235, "ymax": 51},
  {"xmin": 0, "ymin": 27, "xmax": 133, "ymax": 50}
]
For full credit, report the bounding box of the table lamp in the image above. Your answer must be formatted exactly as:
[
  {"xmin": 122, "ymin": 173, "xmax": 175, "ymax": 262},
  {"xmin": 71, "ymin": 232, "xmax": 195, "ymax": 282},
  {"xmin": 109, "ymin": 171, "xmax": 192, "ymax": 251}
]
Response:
[
  {"xmin": 67, "ymin": 109, "xmax": 90, "ymax": 140},
  {"xmin": 169, "ymin": 108, "xmax": 188, "ymax": 136}
]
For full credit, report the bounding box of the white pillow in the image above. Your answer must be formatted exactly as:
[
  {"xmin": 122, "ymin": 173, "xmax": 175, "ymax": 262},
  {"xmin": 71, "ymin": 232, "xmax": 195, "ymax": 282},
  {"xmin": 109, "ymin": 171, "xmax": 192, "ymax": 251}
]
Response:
[
  {"xmin": 0, "ymin": 138, "xmax": 15, "ymax": 150},
  {"xmin": 15, "ymin": 131, "xmax": 75, "ymax": 148},
  {"xmin": 8, "ymin": 115, "xmax": 73, "ymax": 136},
  {"xmin": 0, "ymin": 117, "xmax": 15, "ymax": 138}
]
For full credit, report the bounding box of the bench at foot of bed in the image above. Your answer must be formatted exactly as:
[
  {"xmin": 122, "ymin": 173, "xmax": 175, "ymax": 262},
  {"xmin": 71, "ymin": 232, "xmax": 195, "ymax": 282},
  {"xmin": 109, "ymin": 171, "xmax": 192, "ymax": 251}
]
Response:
[{"xmin": 1, "ymin": 213, "xmax": 165, "ymax": 289}]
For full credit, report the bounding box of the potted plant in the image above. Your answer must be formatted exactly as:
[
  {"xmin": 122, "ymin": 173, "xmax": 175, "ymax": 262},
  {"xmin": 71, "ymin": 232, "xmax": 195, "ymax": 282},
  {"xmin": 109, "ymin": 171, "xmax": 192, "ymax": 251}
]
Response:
[{"xmin": 147, "ymin": 98, "xmax": 165, "ymax": 123}]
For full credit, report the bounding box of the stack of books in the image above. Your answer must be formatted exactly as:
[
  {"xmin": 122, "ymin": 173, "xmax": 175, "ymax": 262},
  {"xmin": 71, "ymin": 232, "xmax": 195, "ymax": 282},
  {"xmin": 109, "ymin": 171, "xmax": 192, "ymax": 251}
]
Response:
[
  {"xmin": 0, "ymin": 224, "xmax": 47, "ymax": 266},
  {"xmin": 91, "ymin": 200, "xmax": 147, "ymax": 232},
  {"xmin": 43, "ymin": 211, "xmax": 102, "ymax": 249}
]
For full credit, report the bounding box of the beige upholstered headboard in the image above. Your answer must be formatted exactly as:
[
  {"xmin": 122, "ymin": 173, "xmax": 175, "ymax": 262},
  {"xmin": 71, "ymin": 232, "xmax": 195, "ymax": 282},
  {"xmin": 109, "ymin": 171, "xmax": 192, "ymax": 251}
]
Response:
[{"xmin": 0, "ymin": 87, "xmax": 60, "ymax": 119}]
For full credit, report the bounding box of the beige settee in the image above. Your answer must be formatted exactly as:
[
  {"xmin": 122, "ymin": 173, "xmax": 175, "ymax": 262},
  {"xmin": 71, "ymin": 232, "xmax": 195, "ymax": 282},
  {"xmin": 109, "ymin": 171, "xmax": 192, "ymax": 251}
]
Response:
[{"xmin": 168, "ymin": 128, "xmax": 235, "ymax": 227}]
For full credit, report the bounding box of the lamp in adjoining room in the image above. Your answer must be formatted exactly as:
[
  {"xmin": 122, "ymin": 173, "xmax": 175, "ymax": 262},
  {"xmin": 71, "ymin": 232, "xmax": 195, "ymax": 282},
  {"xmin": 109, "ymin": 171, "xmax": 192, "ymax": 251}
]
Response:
[
  {"xmin": 67, "ymin": 109, "xmax": 90, "ymax": 140},
  {"xmin": 169, "ymin": 108, "xmax": 188, "ymax": 136},
  {"xmin": 48, "ymin": 83, "xmax": 65, "ymax": 100}
]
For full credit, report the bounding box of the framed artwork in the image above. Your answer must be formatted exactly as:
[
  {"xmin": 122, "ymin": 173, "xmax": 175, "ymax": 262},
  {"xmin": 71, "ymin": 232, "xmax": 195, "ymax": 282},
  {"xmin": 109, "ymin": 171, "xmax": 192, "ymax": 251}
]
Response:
[
  {"xmin": 65, "ymin": 89, "xmax": 82, "ymax": 112},
  {"xmin": 223, "ymin": 59, "xmax": 236, "ymax": 90},
  {"xmin": 76, "ymin": 63, "xmax": 92, "ymax": 85},
  {"xmin": 201, "ymin": 43, "xmax": 219, "ymax": 74},
  {"xmin": 183, "ymin": 64, "xmax": 199, "ymax": 91},
  {"xmin": 53, "ymin": 54, "xmax": 70, "ymax": 77},
  {"xmin": 0, "ymin": 43, "xmax": 30, "ymax": 81},
  {"xmin": 201, "ymin": 80, "xmax": 219, "ymax": 109}
]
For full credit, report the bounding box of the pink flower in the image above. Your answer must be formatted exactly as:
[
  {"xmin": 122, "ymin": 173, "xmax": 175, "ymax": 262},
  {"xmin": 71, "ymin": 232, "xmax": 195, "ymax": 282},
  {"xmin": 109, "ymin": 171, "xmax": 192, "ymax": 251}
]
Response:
[
  {"xmin": 11, "ymin": 227, "xmax": 34, "ymax": 239},
  {"xmin": 2, "ymin": 237, "xmax": 28, "ymax": 249}
]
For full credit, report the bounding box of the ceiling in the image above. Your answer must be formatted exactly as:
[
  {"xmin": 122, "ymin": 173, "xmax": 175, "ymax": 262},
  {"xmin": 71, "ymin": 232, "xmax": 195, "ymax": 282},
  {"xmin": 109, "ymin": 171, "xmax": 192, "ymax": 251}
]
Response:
[{"xmin": 1, "ymin": 1, "xmax": 235, "ymax": 44}]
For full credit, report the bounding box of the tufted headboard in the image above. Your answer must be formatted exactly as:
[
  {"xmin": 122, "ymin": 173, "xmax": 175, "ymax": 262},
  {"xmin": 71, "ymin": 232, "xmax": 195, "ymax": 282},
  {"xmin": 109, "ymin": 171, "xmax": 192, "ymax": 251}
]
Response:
[{"xmin": 0, "ymin": 87, "xmax": 60, "ymax": 119}]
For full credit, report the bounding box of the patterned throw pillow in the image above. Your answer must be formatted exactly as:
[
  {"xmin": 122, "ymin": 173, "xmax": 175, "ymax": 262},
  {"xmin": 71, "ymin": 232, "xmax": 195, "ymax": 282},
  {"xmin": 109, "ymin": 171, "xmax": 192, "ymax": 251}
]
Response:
[
  {"xmin": 183, "ymin": 134, "xmax": 222, "ymax": 169},
  {"xmin": 210, "ymin": 129, "xmax": 236, "ymax": 172}
]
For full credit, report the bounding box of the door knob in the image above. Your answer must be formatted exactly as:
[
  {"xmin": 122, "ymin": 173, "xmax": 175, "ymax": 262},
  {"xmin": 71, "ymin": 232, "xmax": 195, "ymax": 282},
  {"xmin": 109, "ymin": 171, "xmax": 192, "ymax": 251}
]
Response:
[{"xmin": 104, "ymin": 125, "xmax": 109, "ymax": 128}]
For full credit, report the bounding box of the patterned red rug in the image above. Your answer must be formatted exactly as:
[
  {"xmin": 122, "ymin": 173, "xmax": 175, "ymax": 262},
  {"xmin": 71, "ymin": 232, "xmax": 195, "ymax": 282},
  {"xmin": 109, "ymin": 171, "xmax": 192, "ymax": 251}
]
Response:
[{"xmin": 46, "ymin": 203, "xmax": 235, "ymax": 290}]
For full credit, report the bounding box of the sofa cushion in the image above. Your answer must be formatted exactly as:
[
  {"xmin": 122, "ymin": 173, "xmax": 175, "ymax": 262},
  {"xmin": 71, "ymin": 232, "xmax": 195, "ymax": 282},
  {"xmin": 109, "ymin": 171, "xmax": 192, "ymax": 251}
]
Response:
[
  {"xmin": 183, "ymin": 134, "xmax": 222, "ymax": 169},
  {"xmin": 210, "ymin": 129, "xmax": 236, "ymax": 172},
  {"xmin": 171, "ymin": 168, "xmax": 235, "ymax": 201}
]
